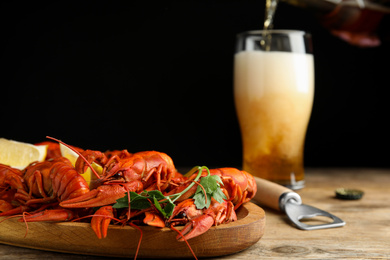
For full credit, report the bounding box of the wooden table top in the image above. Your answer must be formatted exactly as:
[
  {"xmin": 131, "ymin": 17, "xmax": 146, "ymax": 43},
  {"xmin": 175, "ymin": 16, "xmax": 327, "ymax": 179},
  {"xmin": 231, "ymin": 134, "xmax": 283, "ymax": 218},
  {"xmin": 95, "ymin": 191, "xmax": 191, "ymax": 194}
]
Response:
[{"xmin": 1, "ymin": 168, "xmax": 389, "ymax": 259}]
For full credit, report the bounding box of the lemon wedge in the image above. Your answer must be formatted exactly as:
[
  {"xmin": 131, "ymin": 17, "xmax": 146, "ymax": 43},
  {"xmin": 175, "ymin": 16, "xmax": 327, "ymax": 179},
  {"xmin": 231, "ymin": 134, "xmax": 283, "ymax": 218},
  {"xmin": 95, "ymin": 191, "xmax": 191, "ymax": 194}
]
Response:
[
  {"xmin": 0, "ymin": 138, "xmax": 48, "ymax": 170},
  {"xmin": 59, "ymin": 143, "xmax": 102, "ymax": 185}
]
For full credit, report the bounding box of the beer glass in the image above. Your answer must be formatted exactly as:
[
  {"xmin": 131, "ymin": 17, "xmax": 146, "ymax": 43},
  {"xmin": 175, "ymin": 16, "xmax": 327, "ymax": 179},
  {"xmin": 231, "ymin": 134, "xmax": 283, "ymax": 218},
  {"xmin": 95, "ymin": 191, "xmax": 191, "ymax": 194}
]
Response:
[{"xmin": 234, "ymin": 30, "xmax": 314, "ymax": 190}]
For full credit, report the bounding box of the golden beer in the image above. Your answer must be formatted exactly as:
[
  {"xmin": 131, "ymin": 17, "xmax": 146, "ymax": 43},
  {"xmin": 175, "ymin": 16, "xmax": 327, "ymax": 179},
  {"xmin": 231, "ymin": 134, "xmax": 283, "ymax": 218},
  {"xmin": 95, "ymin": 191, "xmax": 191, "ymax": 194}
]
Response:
[{"xmin": 234, "ymin": 31, "xmax": 314, "ymax": 189}]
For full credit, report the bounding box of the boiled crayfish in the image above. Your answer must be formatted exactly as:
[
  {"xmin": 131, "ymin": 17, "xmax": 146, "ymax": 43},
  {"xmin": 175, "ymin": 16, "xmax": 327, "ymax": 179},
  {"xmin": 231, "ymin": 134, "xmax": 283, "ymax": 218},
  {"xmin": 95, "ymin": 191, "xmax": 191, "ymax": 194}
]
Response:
[
  {"xmin": 0, "ymin": 157, "xmax": 90, "ymax": 221},
  {"xmin": 163, "ymin": 167, "xmax": 257, "ymax": 240},
  {"xmin": 0, "ymin": 137, "xmax": 257, "ymax": 260}
]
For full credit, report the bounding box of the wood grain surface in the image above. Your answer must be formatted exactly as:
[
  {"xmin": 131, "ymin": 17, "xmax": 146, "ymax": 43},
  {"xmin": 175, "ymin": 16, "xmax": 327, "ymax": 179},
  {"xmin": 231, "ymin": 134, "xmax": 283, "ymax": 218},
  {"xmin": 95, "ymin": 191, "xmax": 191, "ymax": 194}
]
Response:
[
  {"xmin": 1, "ymin": 168, "xmax": 389, "ymax": 259},
  {"xmin": 0, "ymin": 202, "xmax": 265, "ymax": 259}
]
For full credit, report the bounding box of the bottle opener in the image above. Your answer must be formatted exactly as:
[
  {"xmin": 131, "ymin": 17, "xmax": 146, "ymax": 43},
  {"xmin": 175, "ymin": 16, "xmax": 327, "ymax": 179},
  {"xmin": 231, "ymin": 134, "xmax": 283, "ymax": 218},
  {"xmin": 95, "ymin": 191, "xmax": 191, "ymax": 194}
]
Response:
[{"xmin": 253, "ymin": 177, "xmax": 346, "ymax": 230}]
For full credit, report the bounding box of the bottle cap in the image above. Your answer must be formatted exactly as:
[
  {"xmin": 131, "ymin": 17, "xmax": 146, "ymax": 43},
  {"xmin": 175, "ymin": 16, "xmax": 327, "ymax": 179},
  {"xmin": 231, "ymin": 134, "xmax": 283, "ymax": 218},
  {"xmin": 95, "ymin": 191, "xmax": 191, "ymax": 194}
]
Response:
[{"xmin": 335, "ymin": 188, "xmax": 364, "ymax": 200}]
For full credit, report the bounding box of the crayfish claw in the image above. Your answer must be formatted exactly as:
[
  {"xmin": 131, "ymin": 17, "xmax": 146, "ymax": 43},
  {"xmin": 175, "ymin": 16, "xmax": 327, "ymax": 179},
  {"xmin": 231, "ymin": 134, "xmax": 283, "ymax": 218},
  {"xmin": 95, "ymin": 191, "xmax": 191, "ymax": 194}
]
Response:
[
  {"xmin": 60, "ymin": 185, "xmax": 127, "ymax": 208},
  {"xmin": 143, "ymin": 211, "xmax": 165, "ymax": 228},
  {"xmin": 19, "ymin": 209, "xmax": 75, "ymax": 222},
  {"xmin": 0, "ymin": 205, "xmax": 29, "ymax": 216},
  {"xmin": 176, "ymin": 214, "xmax": 214, "ymax": 241},
  {"xmin": 0, "ymin": 200, "xmax": 14, "ymax": 213},
  {"xmin": 91, "ymin": 206, "xmax": 114, "ymax": 239},
  {"xmin": 75, "ymin": 150, "xmax": 108, "ymax": 174}
]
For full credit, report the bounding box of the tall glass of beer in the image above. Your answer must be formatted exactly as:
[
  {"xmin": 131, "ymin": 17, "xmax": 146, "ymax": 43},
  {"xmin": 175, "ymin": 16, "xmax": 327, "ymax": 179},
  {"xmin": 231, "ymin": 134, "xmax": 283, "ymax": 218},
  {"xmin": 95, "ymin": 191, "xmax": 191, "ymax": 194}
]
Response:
[{"xmin": 234, "ymin": 30, "xmax": 314, "ymax": 190}]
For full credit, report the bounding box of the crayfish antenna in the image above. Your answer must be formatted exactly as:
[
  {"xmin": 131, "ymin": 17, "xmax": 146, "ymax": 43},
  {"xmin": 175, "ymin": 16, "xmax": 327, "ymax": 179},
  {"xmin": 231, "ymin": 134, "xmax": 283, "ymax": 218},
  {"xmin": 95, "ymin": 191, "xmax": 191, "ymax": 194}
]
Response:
[
  {"xmin": 0, "ymin": 213, "xmax": 31, "ymax": 238},
  {"xmin": 46, "ymin": 136, "xmax": 100, "ymax": 179},
  {"xmin": 170, "ymin": 225, "xmax": 198, "ymax": 260},
  {"xmin": 129, "ymin": 222, "xmax": 143, "ymax": 260}
]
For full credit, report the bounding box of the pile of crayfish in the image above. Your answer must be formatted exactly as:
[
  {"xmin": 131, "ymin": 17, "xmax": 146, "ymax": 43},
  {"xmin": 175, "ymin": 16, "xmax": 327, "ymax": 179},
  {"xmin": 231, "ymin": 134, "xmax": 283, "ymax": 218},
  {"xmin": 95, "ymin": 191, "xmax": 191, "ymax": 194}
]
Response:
[{"xmin": 0, "ymin": 137, "xmax": 257, "ymax": 259}]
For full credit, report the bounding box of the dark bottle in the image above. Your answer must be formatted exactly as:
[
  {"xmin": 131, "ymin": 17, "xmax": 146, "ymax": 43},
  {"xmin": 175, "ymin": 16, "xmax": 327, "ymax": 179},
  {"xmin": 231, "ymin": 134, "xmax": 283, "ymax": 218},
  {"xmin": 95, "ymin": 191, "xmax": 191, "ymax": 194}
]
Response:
[{"xmin": 283, "ymin": 0, "xmax": 390, "ymax": 47}]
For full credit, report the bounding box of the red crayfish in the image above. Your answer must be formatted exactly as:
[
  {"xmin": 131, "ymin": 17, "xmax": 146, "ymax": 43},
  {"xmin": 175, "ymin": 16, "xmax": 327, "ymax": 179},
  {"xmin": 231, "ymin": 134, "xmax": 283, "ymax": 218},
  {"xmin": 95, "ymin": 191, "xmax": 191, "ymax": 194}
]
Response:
[
  {"xmin": 163, "ymin": 167, "xmax": 257, "ymax": 240},
  {"xmin": 0, "ymin": 137, "xmax": 257, "ymax": 260}
]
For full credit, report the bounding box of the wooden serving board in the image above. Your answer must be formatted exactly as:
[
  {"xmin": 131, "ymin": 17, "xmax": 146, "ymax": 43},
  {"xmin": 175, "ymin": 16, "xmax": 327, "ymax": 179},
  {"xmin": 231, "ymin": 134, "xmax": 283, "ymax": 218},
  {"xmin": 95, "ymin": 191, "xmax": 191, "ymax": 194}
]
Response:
[{"xmin": 0, "ymin": 202, "xmax": 265, "ymax": 258}]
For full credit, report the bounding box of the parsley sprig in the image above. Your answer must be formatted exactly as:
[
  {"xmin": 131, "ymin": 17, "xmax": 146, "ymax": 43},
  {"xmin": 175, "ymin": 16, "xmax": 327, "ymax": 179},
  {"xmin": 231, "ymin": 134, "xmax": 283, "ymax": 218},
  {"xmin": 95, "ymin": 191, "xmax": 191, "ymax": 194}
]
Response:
[
  {"xmin": 112, "ymin": 166, "xmax": 226, "ymax": 218},
  {"xmin": 192, "ymin": 169, "xmax": 226, "ymax": 209}
]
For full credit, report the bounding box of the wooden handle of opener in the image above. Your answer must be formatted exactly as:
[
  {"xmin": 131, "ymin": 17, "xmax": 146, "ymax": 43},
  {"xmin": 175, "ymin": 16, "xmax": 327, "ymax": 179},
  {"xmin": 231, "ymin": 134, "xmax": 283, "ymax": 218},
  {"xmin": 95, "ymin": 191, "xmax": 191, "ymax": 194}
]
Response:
[{"xmin": 253, "ymin": 176, "xmax": 294, "ymax": 211}]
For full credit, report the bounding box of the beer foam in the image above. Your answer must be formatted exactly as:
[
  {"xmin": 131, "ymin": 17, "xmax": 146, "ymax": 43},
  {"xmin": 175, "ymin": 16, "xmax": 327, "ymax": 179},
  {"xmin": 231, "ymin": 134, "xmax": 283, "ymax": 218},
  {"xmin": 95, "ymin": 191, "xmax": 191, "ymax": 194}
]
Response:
[{"xmin": 234, "ymin": 51, "xmax": 314, "ymax": 96}]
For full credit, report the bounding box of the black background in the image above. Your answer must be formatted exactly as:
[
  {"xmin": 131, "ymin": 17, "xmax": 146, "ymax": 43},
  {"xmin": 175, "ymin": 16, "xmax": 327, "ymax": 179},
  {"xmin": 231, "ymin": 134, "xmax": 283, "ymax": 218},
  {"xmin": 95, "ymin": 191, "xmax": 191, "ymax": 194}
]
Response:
[{"xmin": 2, "ymin": 1, "xmax": 390, "ymax": 168}]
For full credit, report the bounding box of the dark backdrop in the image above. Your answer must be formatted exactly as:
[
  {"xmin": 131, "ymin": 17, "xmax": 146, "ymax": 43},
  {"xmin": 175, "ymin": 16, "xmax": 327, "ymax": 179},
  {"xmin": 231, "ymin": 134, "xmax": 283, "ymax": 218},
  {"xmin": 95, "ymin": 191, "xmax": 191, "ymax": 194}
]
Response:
[{"xmin": 2, "ymin": 1, "xmax": 390, "ymax": 168}]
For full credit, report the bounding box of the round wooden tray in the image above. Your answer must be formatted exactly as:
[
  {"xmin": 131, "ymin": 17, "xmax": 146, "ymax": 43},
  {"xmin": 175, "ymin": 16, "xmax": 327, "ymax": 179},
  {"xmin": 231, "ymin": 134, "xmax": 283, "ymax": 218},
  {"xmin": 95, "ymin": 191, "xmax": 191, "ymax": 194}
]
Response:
[{"xmin": 0, "ymin": 202, "xmax": 265, "ymax": 258}]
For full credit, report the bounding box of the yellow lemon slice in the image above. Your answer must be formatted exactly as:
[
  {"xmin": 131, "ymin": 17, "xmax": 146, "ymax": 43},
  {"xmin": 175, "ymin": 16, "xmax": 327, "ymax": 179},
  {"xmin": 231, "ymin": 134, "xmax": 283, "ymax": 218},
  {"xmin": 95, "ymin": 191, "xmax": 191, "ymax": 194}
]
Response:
[
  {"xmin": 0, "ymin": 138, "xmax": 48, "ymax": 170},
  {"xmin": 59, "ymin": 143, "xmax": 102, "ymax": 185}
]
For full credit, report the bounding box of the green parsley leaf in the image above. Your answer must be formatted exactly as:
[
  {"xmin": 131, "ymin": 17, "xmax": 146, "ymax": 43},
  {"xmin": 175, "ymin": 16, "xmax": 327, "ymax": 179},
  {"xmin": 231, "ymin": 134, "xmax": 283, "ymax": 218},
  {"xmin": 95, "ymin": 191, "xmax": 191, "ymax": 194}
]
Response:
[
  {"xmin": 211, "ymin": 186, "xmax": 226, "ymax": 203},
  {"xmin": 112, "ymin": 166, "xmax": 224, "ymax": 217},
  {"xmin": 163, "ymin": 198, "xmax": 175, "ymax": 217},
  {"xmin": 193, "ymin": 192, "xmax": 212, "ymax": 209},
  {"xmin": 153, "ymin": 196, "xmax": 175, "ymax": 218},
  {"xmin": 112, "ymin": 196, "xmax": 130, "ymax": 209},
  {"xmin": 193, "ymin": 173, "xmax": 227, "ymax": 209},
  {"xmin": 145, "ymin": 190, "xmax": 166, "ymax": 201},
  {"xmin": 113, "ymin": 191, "xmax": 151, "ymax": 209},
  {"xmin": 112, "ymin": 190, "xmax": 175, "ymax": 218}
]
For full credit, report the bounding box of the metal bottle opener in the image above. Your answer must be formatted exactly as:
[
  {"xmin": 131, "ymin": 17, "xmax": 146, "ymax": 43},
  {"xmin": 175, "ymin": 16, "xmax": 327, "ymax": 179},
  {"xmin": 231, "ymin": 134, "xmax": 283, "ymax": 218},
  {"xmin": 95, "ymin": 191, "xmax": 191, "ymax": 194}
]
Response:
[{"xmin": 253, "ymin": 177, "xmax": 345, "ymax": 230}]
